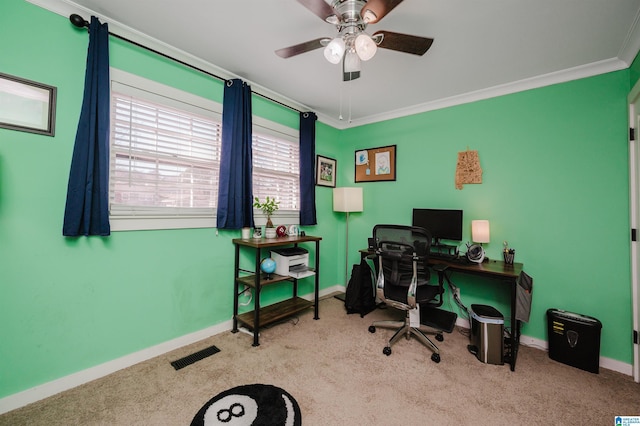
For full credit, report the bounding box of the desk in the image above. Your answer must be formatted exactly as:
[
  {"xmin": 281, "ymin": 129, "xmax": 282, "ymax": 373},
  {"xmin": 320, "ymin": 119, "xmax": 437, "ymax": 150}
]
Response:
[
  {"xmin": 360, "ymin": 249, "xmax": 524, "ymax": 371},
  {"xmin": 434, "ymin": 257, "xmax": 524, "ymax": 371},
  {"xmin": 232, "ymin": 235, "xmax": 321, "ymax": 346}
]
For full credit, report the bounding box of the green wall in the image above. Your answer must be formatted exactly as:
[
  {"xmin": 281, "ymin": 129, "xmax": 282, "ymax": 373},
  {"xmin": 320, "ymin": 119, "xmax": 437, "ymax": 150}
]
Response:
[
  {"xmin": 0, "ymin": 0, "xmax": 342, "ymax": 399},
  {"xmin": 630, "ymin": 51, "xmax": 640, "ymax": 88},
  {"xmin": 338, "ymin": 72, "xmax": 632, "ymax": 362},
  {"xmin": 0, "ymin": 0, "xmax": 635, "ymax": 401}
]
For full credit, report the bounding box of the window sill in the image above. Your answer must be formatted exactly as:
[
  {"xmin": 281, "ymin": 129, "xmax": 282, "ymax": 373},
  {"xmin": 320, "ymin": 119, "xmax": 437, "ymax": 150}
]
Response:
[
  {"xmin": 110, "ymin": 216, "xmax": 216, "ymax": 231},
  {"xmin": 109, "ymin": 211, "xmax": 300, "ymax": 232}
]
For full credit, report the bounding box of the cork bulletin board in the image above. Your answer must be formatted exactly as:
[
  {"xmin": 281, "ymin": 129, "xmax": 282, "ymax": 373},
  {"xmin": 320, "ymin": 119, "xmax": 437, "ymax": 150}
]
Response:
[{"xmin": 355, "ymin": 145, "xmax": 396, "ymax": 182}]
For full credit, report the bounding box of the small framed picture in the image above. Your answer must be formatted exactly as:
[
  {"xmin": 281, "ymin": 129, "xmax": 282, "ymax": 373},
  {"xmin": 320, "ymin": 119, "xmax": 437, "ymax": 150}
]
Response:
[
  {"xmin": 316, "ymin": 155, "xmax": 337, "ymax": 187},
  {"xmin": 0, "ymin": 72, "xmax": 57, "ymax": 137}
]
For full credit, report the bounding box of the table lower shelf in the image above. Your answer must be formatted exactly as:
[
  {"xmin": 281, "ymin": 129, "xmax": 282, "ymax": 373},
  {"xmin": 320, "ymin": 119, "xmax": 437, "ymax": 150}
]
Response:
[{"xmin": 236, "ymin": 297, "xmax": 313, "ymax": 330}]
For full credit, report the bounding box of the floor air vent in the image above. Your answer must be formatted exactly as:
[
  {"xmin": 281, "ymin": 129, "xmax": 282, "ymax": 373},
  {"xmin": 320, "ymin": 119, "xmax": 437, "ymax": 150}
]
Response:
[{"xmin": 170, "ymin": 345, "xmax": 220, "ymax": 370}]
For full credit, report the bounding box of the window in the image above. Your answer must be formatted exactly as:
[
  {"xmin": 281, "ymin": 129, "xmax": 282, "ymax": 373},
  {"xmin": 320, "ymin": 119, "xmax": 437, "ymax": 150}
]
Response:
[
  {"xmin": 252, "ymin": 120, "xmax": 300, "ymax": 224},
  {"xmin": 109, "ymin": 69, "xmax": 300, "ymax": 231}
]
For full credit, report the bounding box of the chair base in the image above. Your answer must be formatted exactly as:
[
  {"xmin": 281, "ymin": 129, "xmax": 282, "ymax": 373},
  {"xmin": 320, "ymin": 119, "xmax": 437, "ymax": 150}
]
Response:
[{"xmin": 369, "ymin": 310, "xmax": 443, "ymax": 362}]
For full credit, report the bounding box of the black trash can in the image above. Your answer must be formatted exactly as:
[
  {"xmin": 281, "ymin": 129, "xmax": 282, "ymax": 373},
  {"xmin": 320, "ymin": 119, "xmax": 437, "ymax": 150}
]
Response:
[
  {"xmin": 469, "ymin": 304, "xmax": 504, "ymax": 365},
  {"xmin": 547, "ymin": 309, "xmax": 602, "ymax": 373}
]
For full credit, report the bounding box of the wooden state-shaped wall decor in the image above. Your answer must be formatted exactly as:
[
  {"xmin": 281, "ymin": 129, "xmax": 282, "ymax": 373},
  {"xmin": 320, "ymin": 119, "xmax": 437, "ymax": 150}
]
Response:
[{"xmin": 455, "ymin": 149, "xmax": 482, "ymax": 189}]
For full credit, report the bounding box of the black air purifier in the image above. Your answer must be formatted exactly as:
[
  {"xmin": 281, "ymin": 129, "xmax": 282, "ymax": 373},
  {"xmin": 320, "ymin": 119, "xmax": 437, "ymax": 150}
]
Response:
[{"xmin": 547, "ymin": 309, "xmax": 602, "ymax": 373}]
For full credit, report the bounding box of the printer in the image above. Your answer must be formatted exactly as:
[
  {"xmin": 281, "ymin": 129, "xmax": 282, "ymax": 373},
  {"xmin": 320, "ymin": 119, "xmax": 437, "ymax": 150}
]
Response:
[{"xmin": 270, "ymin": 247, "xmax": 313, "ymax": 278}]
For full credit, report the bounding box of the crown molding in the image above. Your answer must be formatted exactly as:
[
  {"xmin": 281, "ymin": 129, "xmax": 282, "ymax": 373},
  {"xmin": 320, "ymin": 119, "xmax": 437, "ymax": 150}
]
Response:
[
  {"xmin": 342, "ymin": 57, "xmax": 629, "ymax": 129},
  {"xmin": 618, "ymin": 3, "xmax": 640, "ymax": 66},
  {"xmin": 26, "ymin": 0, "xmax": 639, "ymax": 131},
  {"xmin": 25, "ymin": 0, "xmax": 313, "ymax": 117}
]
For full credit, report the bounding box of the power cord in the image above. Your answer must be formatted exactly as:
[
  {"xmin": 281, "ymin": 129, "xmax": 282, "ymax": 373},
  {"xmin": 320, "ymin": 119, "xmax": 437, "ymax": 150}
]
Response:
[
  {"xmin": 238, "ymin": 286, "xmax": 253, "ymax": 307},
  {"xmin": 442, "ymin": 271, "xmax": 469, "ymax": 319},
  {"xmin": 441, "ymin": 270, "xmax": 471, "ymax": 337}
]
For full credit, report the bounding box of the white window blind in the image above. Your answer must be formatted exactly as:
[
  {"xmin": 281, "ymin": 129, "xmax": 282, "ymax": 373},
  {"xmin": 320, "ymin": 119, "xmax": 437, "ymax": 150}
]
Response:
[
  {"xmin": 109, "ymin": 79, "xmax": 222, "ymax": 229},
  {"xmin": 108, "ymin": 69, "xmax": 300, "ymax": 231},
  {"xmin": 252, "ymin": 128, "xmax": 300, "ymax": 212}
]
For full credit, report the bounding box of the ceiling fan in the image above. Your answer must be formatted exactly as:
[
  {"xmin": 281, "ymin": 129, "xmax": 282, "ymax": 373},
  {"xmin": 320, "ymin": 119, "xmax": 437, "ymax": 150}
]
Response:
[{"xmin": 275, "ymin": 0, "xmax": 434, "ymax": 81}]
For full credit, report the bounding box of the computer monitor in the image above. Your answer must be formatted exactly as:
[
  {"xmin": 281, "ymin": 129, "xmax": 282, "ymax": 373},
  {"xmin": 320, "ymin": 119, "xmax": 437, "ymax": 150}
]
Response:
[{"xmin": 412, "ymin": 208, "xmax": 463, "ymax": 246}]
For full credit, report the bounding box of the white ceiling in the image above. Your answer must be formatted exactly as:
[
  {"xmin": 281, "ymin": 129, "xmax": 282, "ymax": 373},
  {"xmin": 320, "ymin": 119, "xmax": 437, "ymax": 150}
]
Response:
[{"xmin": 31, "ymin": 0, "xmax": 640, "ymax": 129}]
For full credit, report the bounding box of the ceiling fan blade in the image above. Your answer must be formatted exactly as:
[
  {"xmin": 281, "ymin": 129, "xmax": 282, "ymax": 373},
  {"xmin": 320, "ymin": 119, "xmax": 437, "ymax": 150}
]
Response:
[
  {"xmin": 361, "ymin": 0, "xmax": 404, "ymax": 24},
  {"xmin": 373, "ymin": 31, "xmax": 434, "ymax": 56},
  {"xmin": 275, "ymin": 38, "xmax": 328, "ymax": 58},
  {"xmin": 297, "ymin": 0, "xmax": 337, "ymax": 22}
]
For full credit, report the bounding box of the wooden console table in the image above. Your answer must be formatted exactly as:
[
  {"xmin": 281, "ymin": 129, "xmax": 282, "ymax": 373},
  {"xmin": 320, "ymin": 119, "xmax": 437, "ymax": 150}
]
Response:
[{"xmin": 232, "ymin": 235, "xmax": 321, "ymax": 346}]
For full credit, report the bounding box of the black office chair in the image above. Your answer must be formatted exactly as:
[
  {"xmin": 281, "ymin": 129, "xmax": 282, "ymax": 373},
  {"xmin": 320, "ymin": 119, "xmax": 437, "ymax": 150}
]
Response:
[{"xmin": 367, "ymin": 224, "xmax": 446, "ymax": 362}]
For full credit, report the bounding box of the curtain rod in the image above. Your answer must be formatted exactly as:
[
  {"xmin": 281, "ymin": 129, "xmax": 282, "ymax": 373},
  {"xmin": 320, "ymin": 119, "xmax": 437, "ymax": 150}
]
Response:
[{"xmin": 69, "ymin": 14, "xmax": 303, "ymax": 114}]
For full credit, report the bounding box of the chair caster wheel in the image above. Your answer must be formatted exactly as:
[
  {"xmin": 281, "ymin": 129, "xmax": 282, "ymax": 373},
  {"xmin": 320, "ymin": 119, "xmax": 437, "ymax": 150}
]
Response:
[
  {"xmin": 368, "ymin": 326, "xmax": 376, "ymax": 333},
  {"xmin": 431, "ymin": 353, "xmax": 441, "ymax": 363},
  {"xmin": 383, "ymin": 346, "xmax": 392, "ymax": 356},
  {"xmin": 436, "ymin": 333, "xmax": 444, "ymax": 342}
]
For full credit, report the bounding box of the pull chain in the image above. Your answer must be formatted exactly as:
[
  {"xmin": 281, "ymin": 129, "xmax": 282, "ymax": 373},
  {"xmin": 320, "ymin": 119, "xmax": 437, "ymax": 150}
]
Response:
[
  {"xmin": 348, "ymin": 83, "xmax": 352, "ymax": 123},
  {"xmin": 339, "ymin": 82, "xmax": 344, "ymax": 121}
]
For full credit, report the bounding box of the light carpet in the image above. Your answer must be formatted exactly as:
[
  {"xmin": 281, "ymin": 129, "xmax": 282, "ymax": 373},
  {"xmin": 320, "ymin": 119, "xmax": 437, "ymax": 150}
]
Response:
[{"xmin": 1, "ymin": 295, "xmax": 638, "ymax": 425}]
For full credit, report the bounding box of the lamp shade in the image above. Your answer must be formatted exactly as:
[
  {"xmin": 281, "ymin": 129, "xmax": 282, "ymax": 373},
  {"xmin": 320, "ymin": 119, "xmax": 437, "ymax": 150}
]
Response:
[
  {"xmin": 355, "ymin": 33, "xmax": 377, "ymax": 61},
  {"xmin": 323, "ymin": 38, "xmax": 345, "ymax": 64},
  {"xmin": 333, "ymin": 187, "xmax": 363, "ymax": 212},
  {"xmin": 471, "ymin": 220, "xmax": 490, "ymax": 243}
]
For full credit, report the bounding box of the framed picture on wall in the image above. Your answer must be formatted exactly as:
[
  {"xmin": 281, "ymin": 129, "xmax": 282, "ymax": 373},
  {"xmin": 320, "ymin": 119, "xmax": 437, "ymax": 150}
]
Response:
[
  {"xmin": 355, "ymin": 144, "xmax": 396, "ymax": 182},
  {"xmin": 316, "ymin": 155, "xmax": 337, "ymax": 187},
  {"xmin": 0, "ymin": 72, "xmax": 57, "ymax": 137}
]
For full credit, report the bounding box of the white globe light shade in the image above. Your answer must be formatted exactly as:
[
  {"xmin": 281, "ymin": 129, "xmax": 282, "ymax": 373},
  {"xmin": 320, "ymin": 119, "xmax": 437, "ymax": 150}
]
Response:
[
  {"xmin": 323, "ymin": 38, "xmax": 345, "ymax": 64},
  {"xmin": 355, "ymin": 33, "xmax": 377, "ymax": 61}
]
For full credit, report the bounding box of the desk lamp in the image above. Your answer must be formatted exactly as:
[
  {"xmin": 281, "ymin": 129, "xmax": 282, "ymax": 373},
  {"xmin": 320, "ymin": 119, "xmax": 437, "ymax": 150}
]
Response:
[
  {"xmin": 469, "ymin": 220, "xmax": 490, "ymax": 263},
  {"xmin": 333, "ymin": 187, "xmax": 363, "ymax": 300}
]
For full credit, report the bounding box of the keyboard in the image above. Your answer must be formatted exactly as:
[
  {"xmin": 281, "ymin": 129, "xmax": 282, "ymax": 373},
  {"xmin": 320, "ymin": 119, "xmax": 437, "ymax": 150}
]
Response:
[
  {"xmin": 429, "ymin": 252, "xmax": 456, "ymax": 261},
  {"xmin": 430, "ymin": 253, "xmax": 470, "ymax": 265}
]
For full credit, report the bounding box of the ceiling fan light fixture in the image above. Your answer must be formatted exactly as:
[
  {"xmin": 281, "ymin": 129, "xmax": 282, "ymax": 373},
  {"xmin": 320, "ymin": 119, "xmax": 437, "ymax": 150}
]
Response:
[
  {"xmin": 325, "ymin": 14, "xmax": 340, "ymax": 25},
  {"xmin": 362, "ymin": 9, "xmax": 377, "ymax": 24},
  {"xmin": 355, "ymin": 33, "xmax": 377, "ymax": 61},
  {"xmin": 324, "ymin": 37, "xmax": 345, "ymax": 64},
  {"xmin": 344, "ymin": 48, "xmax": 361, "ymax": 72}
]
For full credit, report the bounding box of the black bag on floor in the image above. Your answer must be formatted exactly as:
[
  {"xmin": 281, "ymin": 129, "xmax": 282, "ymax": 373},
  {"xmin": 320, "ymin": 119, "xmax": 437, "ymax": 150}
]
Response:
[{"xmin": 344, "ymin": 259, "xmax": 376, "ymax": 317}]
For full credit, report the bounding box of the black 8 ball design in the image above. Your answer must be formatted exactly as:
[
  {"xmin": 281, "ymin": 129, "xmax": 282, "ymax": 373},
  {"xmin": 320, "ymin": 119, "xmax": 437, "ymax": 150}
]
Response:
[{"xmin": 191, "ymin": 384, "xmax": 301, "ymax": 426}]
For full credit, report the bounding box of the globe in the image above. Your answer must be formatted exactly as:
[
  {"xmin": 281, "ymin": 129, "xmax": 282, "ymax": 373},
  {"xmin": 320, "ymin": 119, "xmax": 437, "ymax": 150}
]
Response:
[{"xmin": 260, "ymin": 257, "xmax": 277, "ymax": 277}]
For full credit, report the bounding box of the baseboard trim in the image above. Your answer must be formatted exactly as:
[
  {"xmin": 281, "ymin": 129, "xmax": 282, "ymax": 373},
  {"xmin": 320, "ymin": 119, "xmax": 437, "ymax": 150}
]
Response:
[
  {"xmin": 0, "ymin": 321, "xmax": 231, "ymax": 415},
  {"xmin": 0, "ymin": 286, "xmax": 338, "ymax": 415},
  {"xmin": 455, "ymin": 318, "xmax": 633, "ymax": 376},
  {"xmin": 1, "ymin": 290, "xmax": 631, "ymax": 414},
  {"xmin": 319, "ymin": 284, "xmax": 345, "ymax": 298}
]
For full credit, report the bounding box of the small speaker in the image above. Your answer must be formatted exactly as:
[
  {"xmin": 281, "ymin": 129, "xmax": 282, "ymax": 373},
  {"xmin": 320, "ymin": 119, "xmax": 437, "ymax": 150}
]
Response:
[{"xmin": 368, "ymin": 238, "xmax": 375, "ymax": 250}]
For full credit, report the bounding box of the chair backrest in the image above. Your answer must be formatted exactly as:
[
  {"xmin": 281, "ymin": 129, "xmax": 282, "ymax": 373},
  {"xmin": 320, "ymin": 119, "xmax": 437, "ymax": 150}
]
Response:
[
  {"xmin": 374, "ymin": 224, "xmax": 431, "ymax": 256},
  {"xmin": 373, "ymin": 225, "xmax": 434, "ymax": 308}
]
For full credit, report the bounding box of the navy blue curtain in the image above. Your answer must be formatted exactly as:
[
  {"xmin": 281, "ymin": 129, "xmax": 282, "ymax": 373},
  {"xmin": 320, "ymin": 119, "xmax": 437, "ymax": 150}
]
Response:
[
  {"xmin": 63, "ymin": 16, "xmax": 110, "ymax": 237},
  {"xmin": 217, "ymin": 79, "xmax": 254, "ymax": 229},
  {"xmin": 299, "ymin": 112, "xmax": 317, "ymax": 225}
]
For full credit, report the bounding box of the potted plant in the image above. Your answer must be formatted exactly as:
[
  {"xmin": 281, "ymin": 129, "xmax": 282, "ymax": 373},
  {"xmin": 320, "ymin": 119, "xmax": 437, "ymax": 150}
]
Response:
[{"xmin": 253, "ymin": 196, "xmax": 280, "ymax": 237}]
